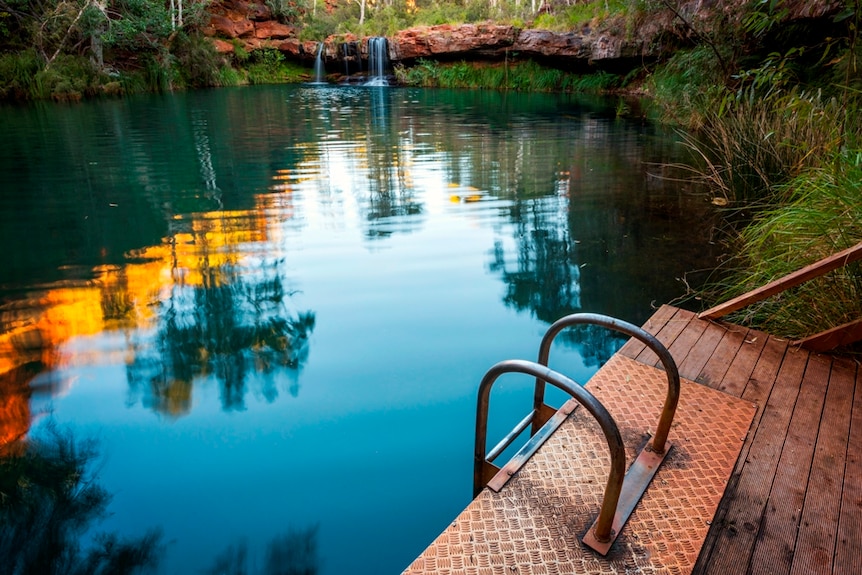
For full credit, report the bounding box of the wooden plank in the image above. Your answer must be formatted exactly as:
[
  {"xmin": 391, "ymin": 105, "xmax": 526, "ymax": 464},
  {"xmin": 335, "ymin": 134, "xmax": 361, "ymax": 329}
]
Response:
[
  {"xmin": 618, "ymin": 304, "xmax": 676, "ymax": 358},
  {"xmin": 635, "ymin": 307, "xmax": 695, "ymax": 367},
  {"xmin": 790, "ymin": 357, "xmax": 854, "ymax": 574},
  {"xmin": 698, "ymin": 240, "xmax": 862, "ymax": 320},
  {"xmin": 693, "ymin": 323, "xmax": 751, "ymax": 390},
  {"xmin": 790, "ymin": 355, "xmax": 856, "ymax": 575},
  {"xmin": 663, "ymin": 310, "xmax": 708, "ymax": 373},
  {"xmin": 795, "ymin": 318, "xmax": 862, "ymax": 352},
  {"xmin": 834, "ymin": 357, "xmax": 862, "ymax": 575},
  {"xmin": 748, "ymin": 354, "xmax": 830, "ymax": 575},
  {"xmin": 711, "ymin": 327, "xmax": 770, "ymax": 398},
  {"xmin": 693, "ymin": 335, "xmax": 794, "ymax": 575},
  {"xmin": 676, "ymin": 320, "xmax": 733, "ymax": 384}
]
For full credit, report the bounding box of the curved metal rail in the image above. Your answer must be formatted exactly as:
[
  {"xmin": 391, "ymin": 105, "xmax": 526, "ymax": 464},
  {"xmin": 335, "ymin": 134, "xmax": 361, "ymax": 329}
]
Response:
[
  {"xmin": 474, "ymin": 359, "xmax": 626, "ymax": 544},
  {"xmin": 473, "ymin": 313, "xmax": 682, "ymax": 555},
  {"xmin": 533, "ymin": 313, "xmax": 680, "ymax": 454}
]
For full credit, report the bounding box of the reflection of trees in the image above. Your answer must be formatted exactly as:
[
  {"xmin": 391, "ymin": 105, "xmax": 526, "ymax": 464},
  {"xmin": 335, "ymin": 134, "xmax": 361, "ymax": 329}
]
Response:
[
  {"xmin": 127, "ymin": 259, "xmax": 315, "ymax": 414},
  {"xmin": 338, "ymin": 88, "xmax": 423, "ymax": 241},
  {"xmin": 490, "ymin": 199, "xmax": 581, "ymax": 323},
  {"xmin": 488, "ymin": 198, "xmax": 626, "ymax": 367},
  {"xmin": 486, "ymin": 119, "xmax": 722, "ymax": 367},
  {"xmin": 0, "ymin": 423, "xmax": 161, "ymax": 575},
  {"xmin": 203, "ymin": 527, "xmax": 319, "ymax": 575}
]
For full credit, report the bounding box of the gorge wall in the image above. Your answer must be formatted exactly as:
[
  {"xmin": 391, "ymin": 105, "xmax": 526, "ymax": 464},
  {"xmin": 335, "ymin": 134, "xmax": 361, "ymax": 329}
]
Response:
[{"xmin": 202, "ymin": 0, "xmax": 845, "ymax": 77}]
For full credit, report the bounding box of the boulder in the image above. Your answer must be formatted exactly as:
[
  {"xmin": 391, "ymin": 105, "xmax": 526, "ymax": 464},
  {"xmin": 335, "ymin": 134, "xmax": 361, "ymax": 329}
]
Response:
[
  {"xmin": 208, "ymin": 14, "xmax": 255, "ymax": 39},
  {"xmin": 512, "ymin": 30, "xmax": 591, "ymax": 59},
  {"xmin": 391, "ymin": 24, "xmax": 517, "ymax": 60},
  {"xmin": 278, "ymin": 39, "xmax": 303, "ymax": 58},
  {"xmin": 255, "ymin": 20, "xmax": 296, "ymax": 39},
  {"xmin": 212, "ymin": 38, "xmax": 236, "ymax": 54}
]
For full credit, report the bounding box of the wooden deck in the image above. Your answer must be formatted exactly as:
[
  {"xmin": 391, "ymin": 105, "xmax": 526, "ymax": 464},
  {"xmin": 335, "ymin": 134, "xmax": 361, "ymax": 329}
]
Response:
[{"xmin": 619, "ymin": 304, "xmax": 861, "ymax": 575}]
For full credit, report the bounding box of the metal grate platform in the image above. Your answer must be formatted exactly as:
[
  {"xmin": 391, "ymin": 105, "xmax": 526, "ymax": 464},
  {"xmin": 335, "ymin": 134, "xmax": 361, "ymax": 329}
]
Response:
[{"xmin": 404, "ymin": 354, "xmax": 757, "ymax": 575}]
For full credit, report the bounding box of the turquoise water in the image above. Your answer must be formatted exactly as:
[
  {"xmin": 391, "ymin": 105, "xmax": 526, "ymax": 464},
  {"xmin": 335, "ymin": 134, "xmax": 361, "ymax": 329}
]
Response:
[{"xmin": 0, "ymin": 85, "xmax": 721, "ymax": 574}]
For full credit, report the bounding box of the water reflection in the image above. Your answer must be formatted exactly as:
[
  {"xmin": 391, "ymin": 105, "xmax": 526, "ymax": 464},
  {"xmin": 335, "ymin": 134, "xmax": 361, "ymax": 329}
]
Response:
[
  {"xmin": 126, "ymin": 251, "xmax": 314, "ymax": 413},
  {"xmin": 0, "ymin": 424, "xmax": 162, "ymax": 575},
  {"xmin": 0, "ymin": 423, "xmax": 321, "ymax": 575},
  {"xmin": 204, "ymin": 527, "xmax": 319, "ymax": 575},
  {"xmin": 0, "ymin": 86, "xmax": 723, "ymax": 574},
  {"xmin": 0, "ymin": 206, "xmax": 316, "ymax": 423}
]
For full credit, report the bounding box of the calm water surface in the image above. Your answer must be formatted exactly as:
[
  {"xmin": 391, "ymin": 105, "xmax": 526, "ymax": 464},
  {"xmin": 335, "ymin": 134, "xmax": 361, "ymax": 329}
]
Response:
[{"xmin": 0, "ymin": 85, "xmax": 721, "ymax": 574}]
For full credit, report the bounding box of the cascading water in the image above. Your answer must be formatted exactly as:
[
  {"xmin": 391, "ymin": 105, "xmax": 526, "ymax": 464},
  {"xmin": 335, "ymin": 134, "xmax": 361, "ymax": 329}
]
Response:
[
  {"xmin": 365, "ymin": 37, "xmax": 389, "ymax": 86},
  {"xmin": 313, "ymin": 42, "xmax": 325, "ymax": 83}
]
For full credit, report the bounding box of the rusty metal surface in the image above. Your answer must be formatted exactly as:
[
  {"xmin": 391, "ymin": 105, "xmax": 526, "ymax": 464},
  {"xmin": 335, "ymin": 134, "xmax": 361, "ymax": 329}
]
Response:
[{"xmin": 403, "ymin": 354, "xmax": 757, "ymax": 575}]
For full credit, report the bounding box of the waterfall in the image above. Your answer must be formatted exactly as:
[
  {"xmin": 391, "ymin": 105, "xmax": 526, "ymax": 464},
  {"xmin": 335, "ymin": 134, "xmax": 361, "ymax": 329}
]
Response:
[
  {"xmin": 365, "ymin": 37, "xmax": 388, "ymax": 86},
  {"xmin": 340, "ymin": 41, "xmax": 359, "ymax": 81},
  {"xmin": 313, "ymin": 42, "xmax": 325, "ymax": 83},
  {"xmin": 342, "ymin": 43, "xmax": 351, "ymax": 79}
]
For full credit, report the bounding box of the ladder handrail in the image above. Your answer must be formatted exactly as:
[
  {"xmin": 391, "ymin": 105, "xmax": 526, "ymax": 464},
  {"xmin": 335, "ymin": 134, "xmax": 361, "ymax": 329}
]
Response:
[
  {"xmin": 533, "ymin": 313, "xmax": 680, "ymax": 454},
  {"xmin": 698, "ymin": 240, "xmax": 862, "ymax": 320},
  {"xmin": 474, "ymin": 359, "xmax": 626, "ymax": 543}
]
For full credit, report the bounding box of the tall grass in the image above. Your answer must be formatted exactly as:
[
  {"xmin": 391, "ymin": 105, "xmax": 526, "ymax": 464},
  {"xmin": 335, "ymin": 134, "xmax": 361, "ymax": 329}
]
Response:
[
  {"xmin": 245, "ymin": 49, "xmax": 307, "ymax": 84},
  {"xmin": 0, "ymin": 49, "xmax": 43, "ymax": 100},
  {"xmin": 679, "ymin": 89, "xmax": 847, "ymax": 206},
  {"xmin": 396, "ymin": 59, "xmax": 621, "ymax": 93},
  {"xmin": 645, "ymin": 46, "xmax": 728, "ymax": 127},
  {"xmin": 706, "ymin": 152, "xmax": 862, "ymax": 341}
]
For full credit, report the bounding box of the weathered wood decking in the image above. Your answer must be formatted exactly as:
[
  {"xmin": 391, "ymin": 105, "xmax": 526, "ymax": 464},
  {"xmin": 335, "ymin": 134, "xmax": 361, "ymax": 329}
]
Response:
[{"xmin": 619, "ymin": 304, "xmax": 861, "ymax": 575}]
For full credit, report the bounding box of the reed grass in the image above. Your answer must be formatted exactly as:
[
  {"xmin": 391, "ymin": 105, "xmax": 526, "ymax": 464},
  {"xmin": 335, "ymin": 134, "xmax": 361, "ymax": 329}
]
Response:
[
  {"xmin": 679, "ymin": 89, "xmax": 848, "ymax": 207},
  {"xmin": 396, "ymin": 59, "xmax": 621, "ymax": 94},
  {"xmin": 704, "ymin": 152, "xmax": 862, "ymax": 342}
]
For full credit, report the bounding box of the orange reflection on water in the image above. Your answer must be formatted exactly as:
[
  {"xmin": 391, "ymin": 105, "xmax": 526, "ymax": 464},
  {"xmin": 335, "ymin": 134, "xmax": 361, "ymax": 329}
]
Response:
[{"xmin": 0, "ymin": 197, "xmax": 283, "ymax": 441}]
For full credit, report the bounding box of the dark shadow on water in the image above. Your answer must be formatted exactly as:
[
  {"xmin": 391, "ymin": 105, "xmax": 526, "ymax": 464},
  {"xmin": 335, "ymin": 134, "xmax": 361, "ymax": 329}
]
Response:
[
  {"xmin": 0, "ymin": 422, "xmax": 162, "ymax": 575},
  {"xmin": 0, "ymin": 424, "xmax": 322, "ymax": 575},
  {"xmin": 202, "ymin": 526, "xmax": 320, "ymax": 575}
]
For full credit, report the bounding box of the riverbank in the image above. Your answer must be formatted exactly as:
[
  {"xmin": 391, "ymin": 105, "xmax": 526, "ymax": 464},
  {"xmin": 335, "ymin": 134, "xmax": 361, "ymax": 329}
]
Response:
[{"xmin": 1, "ymin": 0, "xmax": 859, "ymax": 347}]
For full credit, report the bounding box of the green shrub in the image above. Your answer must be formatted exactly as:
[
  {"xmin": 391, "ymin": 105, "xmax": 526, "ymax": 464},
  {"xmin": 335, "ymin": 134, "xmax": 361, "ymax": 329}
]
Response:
[
  {"xmin": 299, "ymin": 13, "xmax": 339, "ymax": 41},
  {"xmin": 645, "ymin": 46, "xmax": 728, "ymax": 126},
  {"xmin": 706, "ymin": 151, "xmax": 862, "ymax": 341},
  {"xmin": 141, "ymin": 52, "xmax": 176, "ymax": 92},
  {"xmin": 562, "ymin": 70, "xmax": 621, "ymax": 93},
  {"xmin": 0, "ymin": 49, "xmax": 43, "ymax": 100},
  {"xmin": 33, "ymin": 55, "xmax": 105, "ymax": 101},
  {"xmin": 172, "ymin": 32, "xmax": 224, "ymax": 89},
  {"xmin": 217, "ymin": 65, "xmax": 245, "ymax": 87},
  {"xmin": 678, "ymin": 88, "xmax": 847, "ymax": 207},
  {"xmin": 245, "ymin": 49, "xmax": 307, "ymax": 84}
]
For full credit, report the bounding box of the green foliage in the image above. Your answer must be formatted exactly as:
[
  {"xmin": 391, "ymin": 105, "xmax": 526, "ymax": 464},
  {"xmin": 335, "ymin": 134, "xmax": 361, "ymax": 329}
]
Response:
[
  {"xmin": 0, "ymin": 49, "xmax": 43, "ymax": 100},
  {"xmin": 34, "ymin": 54, "xmax": 107, "ymax": 100},
  {"xmin": 397, "ymin": 58, "xmax": 620, "ymax": 94},
  {"xmin": 245, "ymin": 48, "xmax": 307, "ymax": 84},
  {"xmin": 266, "ymin": 0, "xmax": 304, "ymax": 24},
  {"xmin": 563, "ymin": 70, "xmax": 621, "ymax": 93},
  {"xmin": 172, "ymin": 31, "xmax": 224, "ymax": 89},
  {"xmin": 676, "ymin": 45, "xmax": 854, "ymax": 207},
  {"xmin": 216, "ymin": 64, "xmax": 245, "ymax": 86},
  {"xmin": 413, "ymin": 2, "xmax": 466, "ymax": 26},
  {"xmin": 351, "ymin": 5, "xmax": 410, "ymax": 37},
  {"xmin": 299, "ymin": 12, "xmax": 338, "ymax": 41},
  {"xmin": 247, "ymin": 47, "xmax": 285, "ymax": 83},
  {"xmin": 141, "ymin": 52, "xmax": 176, "ymax": 92},
  {"xmin": 645, "ymin": 46, "xmax": 729, "ymax": 125},
  {"xmin": 102, "ymin": 0, "xmax": 173, "ymax": 51},
  {"xmin": 741, "ymin": 0, "xmax": 789, "ymax": 40},
  {"xmin": 706, "ymin": 151, "xmax": 862, "ymax": 341},
  {"xmin": 533, "ymin": 0, "xmax": 631, "ymax": 31}
]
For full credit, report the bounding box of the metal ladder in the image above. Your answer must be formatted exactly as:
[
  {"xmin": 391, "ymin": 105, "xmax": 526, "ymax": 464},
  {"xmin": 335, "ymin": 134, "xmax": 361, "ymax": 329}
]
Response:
[{"xmin": 473, "ymin": 313, "xmax": 681, "ymax": 555}]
